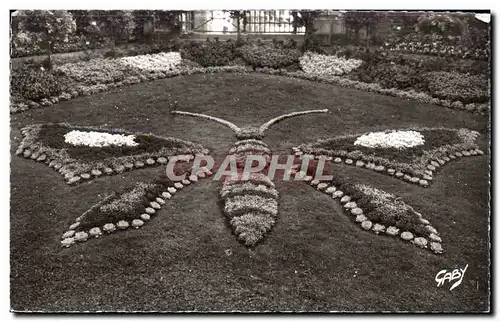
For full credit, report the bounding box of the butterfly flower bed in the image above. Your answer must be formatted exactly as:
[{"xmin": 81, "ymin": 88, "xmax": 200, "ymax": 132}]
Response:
[
  {"xmin": 16, "ymin": 123, "xmax": 208, "ymax": 185},
  {"xmin": 299, "ymin": 51, "xmax": 363, "ymax": 76},
  {"xmin": 295, "ymin": 127, "xmax": 482, "ymax": 184},
  {"xmin": 61, "ymin": 167, "xmax": 213, "ymax": 247},
  {"xmin": 300, "ymin": 173, "xmax": 443, "ymax": 253},
  {"xmin": 220, "ymin": 173, "xmax": 279, "ymax": 246}
]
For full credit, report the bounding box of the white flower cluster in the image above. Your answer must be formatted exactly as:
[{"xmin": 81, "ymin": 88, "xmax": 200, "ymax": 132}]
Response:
[
  {"xmin": 354, "ymin": 130, "xmax": 425, "ymax": 149},
  {"xmin": 64, "ymin": 130, "xmax": 139, "ymax": 147},
  {"xmin": 119, "ymin": 52, "xmax": 182, "ymax": 71},
  {"xmin": 299, "ymin": 52, "xmax": 363, "ymax": 76}
]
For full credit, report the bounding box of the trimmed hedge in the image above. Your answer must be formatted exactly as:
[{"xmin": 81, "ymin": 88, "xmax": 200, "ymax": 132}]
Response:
[
  {"xmin": 180, "ymin": 41, "xmax": 237, "ymax": 67},
  {"xmin": 350, "ymin": 60, "xmax": 424, "ymax": 91},
  {"xmin": 236, "ymin": 44, "xmax": 301, "ymax": 69},
  {"xmin": 424, "ymin": 71, "xmax": 489, "ymax": 104},
  {"xmin": 10, "ymin": 66, "xmax": 69, "ymax": 102}
]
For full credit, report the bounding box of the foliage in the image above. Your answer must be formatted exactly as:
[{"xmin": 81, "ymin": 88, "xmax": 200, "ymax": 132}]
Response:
[
  {"xmin": 132, "ymin": 10, "xmax": 183, "ymax": 41},
  {"xmin": 11, "ymin": 31, "xmax": 44, "ymax": 57},
  {"xmin": 290, "ymin": 10, "xmax": 321, "ymax": 36},
  {"xmin": 54, "ymin": 58, "xmax": 139, "ymax": 85},
  {"xmin": 344, "ymin": 11, "xmax": 387, "ymax": 46},
  {"xmin": 425, "ymin": 71, "xmax": 490, "ymax": 104},
  {"xmin": 382, "ymin": 33, "xmax": 489, "ymax": 60},
  {"xmin": 11, "ymin": 66, "xmax": 67, "ymax": 101},
  {"xmin": 93, "ymin": 10, "xmax": 136, "ymax": 45},
  {"xmin": 12, "ymin": 10, "xmax": 77, "ymax": 66},
  {"xmin": 180, "ymin": 41, "xmax": 237, "ymax": 67},
  {"xmin": 349, "ymin": 57, "xmax": 424, "ymax": 91},
  {"xmin": 237, "ymin": 45, "xmax": 300, "ymax": 69},
  {"xmin": 416, "ymin": 13, "xmax": 465, "ymax": 36},
  {"xmin": 223, "ymin": 10, "xmax": 247, "ymax": 42}
]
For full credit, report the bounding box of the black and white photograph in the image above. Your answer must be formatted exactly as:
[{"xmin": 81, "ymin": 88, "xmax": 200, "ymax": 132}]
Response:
[{"xmin": 7, "ymin": 3, "xmax": 492, "ymax": 314}]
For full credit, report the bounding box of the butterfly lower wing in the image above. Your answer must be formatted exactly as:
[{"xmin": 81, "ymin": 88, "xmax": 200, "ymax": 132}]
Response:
[
  {"xmin": 16, "ymin": 123, "xmax": 209, "ymax": 185},
  {"xmin": 295, "ymin": 127, "xmax": 483, "ymax": 186},
  {"xmin": 60, "ymin": 165, "xmax": 211, "ymax": 247},
  {"xmin": 295, "ymin": 142, "xmax": 451, "ymax": 254},
  {"xmin": 297, "ymin": 164, "xmax": 444, "ymax": 254}
]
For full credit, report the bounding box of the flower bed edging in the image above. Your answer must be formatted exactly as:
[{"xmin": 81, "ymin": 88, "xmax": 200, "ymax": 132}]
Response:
[
  {"xmin": 17, "ymin": 123, "xmax": 207, "ymax": 186},
  {"xmin": 303, "ymin": 175, "xmax": 444, "ymax": 254},
  {"xmin": 61, "ymin": 168, "xmax": 213, "ymax": 247},
  {"xmin": 295, "ymin": 127, "xmax": 483, "ymax": 186}
]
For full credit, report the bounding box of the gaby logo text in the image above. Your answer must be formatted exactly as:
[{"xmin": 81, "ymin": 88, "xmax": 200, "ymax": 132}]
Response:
[{"xmin": 435, "ymin": 264, "xmax": 468, "ymax": 291}]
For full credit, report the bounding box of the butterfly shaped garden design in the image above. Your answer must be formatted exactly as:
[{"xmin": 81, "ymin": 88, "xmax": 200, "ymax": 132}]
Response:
[{"xmin": 16, "ymin": 109, "xmax": 484, "ymax": 254}]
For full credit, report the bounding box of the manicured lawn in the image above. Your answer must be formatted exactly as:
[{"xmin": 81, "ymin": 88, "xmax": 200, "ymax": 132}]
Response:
[{"xmin": 10, "ymin": 73, "xmax": 490, "ymax": 311}]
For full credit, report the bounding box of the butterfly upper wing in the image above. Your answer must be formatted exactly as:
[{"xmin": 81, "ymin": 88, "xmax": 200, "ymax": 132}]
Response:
[
  {"xmin": 295, "ymin": 127, "xmax": 482, "ymax": 184},
  {"xmin": 16, "ymin": 123, "xmax": 209, "ymax": 185}
]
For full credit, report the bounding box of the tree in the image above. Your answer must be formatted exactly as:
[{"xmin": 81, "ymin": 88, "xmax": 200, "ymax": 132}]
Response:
[
  {"xmin": 154, "ymin": 10, "xmax": 183, "ymax": 37},
  {"xmin": 224, "ymin": 10, "xmax": 246, "ymax": 43},
  {"xmin": 345, "ymin": 11, "xmax": 385, "ymax": 48},
  {"xmin": 13, "ymin": 10, "xmax": 76, "ymax": 69},
  {"xmin": 291, "ymin": 10, "xmax": 320, "ymax": 40},
  {"xmin": 133, "ymin": 10, "xmax": 155, "ymax": 40},
  {"xmin": 95, "ymin": 10, "xmax": 135, "ymax": 47},
  {"xmin": 416, "ymin": 13, "xmax": 466, "ymax": 37}
]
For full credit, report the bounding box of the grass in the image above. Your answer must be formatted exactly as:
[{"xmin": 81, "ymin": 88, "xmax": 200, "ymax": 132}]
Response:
[{"xmin": 10, "ymin": 73, "xmax": 490, "ymax": 311}]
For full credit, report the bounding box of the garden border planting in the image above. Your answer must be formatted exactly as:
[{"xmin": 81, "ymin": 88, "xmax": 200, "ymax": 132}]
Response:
[{"xmin": 10, "ymin": 51, "xmax": 489, "ymax": 115}]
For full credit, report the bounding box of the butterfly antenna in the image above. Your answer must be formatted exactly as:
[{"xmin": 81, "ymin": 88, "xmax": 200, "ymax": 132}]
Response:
[
  {"xmin": 172, "ymin": 110, "xmax": 241, "ymax": 132},
  {"xmin": 259, "ymin": 109, "xmax": 329, "ymax": 133}
]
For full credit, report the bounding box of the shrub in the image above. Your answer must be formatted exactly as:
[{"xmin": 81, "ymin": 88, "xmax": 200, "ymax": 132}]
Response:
[
  {"xmin": 237, "ymin": 45, "xmax": 301, "ymax": 69},
  {"xmin": 350, "ymin": 60, "xmax": 424, "ymax": 90},
  {"xmin": 381, "ymin": 32, "xmax": 490, "ymax": 61},
  {"xmin": 425, "ymin": 71, "xmax": 489, "ymax": 104},
  {"xmin": 10, "ymin": 66, "xmax": 67, "ymax": 101},
  {"xmin": 180, "ymin": 41, "xmax": 237, "ymax": 67}
]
